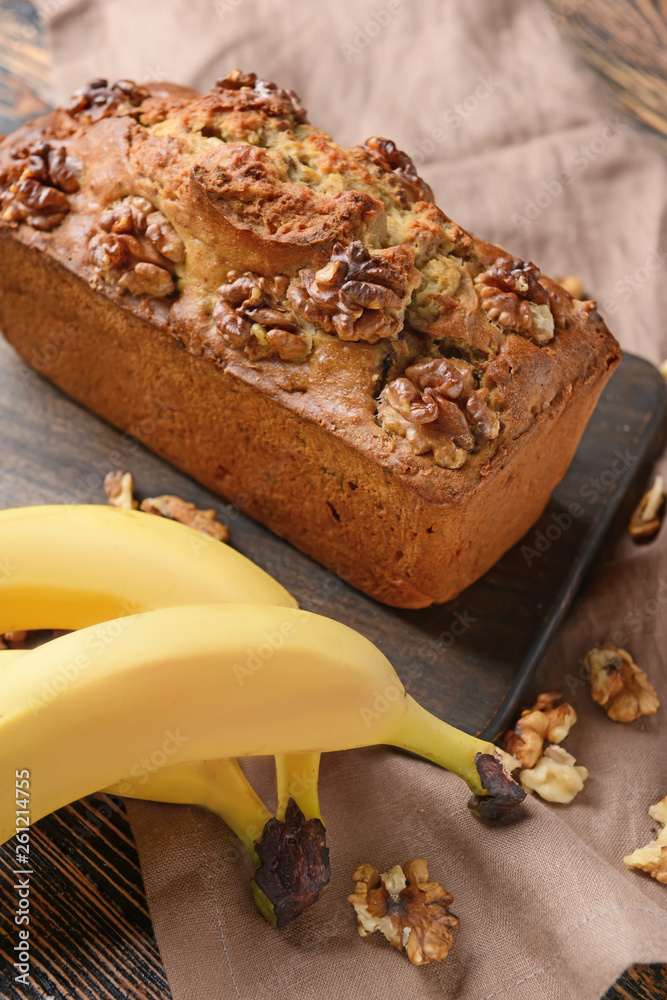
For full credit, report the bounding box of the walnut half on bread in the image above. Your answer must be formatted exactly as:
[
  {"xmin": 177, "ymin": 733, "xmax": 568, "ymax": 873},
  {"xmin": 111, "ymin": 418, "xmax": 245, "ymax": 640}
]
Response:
[{"xmin": 0, "ymin": 72, "xmax": 621, "ymax": 607}]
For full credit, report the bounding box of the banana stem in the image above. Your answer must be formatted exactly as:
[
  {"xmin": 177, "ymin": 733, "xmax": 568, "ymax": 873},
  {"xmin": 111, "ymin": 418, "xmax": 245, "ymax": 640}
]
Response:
[
  {"xmin": 106, "ymin": 759, "xmax": 272, "ymax": 868},
  {"xmin": 275, "ymin": 753, "xmax": 322, "ymax": 823},
  {"xmin": 388, "ymin": 696, "xmax": 496, "ymax": 796}
]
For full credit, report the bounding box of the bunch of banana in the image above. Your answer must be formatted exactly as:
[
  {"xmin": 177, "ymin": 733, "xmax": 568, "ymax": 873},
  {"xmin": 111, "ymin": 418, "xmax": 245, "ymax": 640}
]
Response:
[{"xmin": 0, "ymin": 505, "xmax": 524, "ymax": 927}]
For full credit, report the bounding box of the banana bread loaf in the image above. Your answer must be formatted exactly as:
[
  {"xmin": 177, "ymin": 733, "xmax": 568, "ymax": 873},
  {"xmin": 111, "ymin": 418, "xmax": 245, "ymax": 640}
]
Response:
[{"xmin": 0, "ymin": 72, "xmax": 621, "ymax": 607}]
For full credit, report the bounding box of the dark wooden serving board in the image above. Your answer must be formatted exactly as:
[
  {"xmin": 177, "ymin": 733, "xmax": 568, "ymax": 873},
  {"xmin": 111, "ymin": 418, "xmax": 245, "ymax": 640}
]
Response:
[{"xmin": 0, "ymin": 336, "xmax": 665, "ymax": 999}]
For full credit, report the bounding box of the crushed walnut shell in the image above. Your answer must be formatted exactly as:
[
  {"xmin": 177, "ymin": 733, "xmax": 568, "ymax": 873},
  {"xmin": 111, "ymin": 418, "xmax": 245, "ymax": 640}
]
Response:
[
  {"xmin": 103, "ymin": 470, "xmax": 138, "ymax": 510},
  {"xmin": 65, "ymin": 77, "xmax": 149, "ymax": 123},
  {"xmin": 503, "ymin": 691, "xmax": 577, "ymax": 769},
  {"xmin": 629, "ymin": 475, "xmax": 665, "ymax": 540},
  {"xmin": 140, "ymin": 495, "xmax": 229, "ymax": 542},
  {"xmin": 474, "ymin": 257, "xmax": 554, "ymax": 344},
  {"xmin": 585, "ymin": 643, "xmax": 660, "ymax": 722},
  {"xmin": 348, "ymin": 859, "xmax": 459, "ymax": 965},
  {"xmin": 0, "ymin": 141, "xmax": 80, "ymax": 231},
  {"xmin": 90, "ymin": 196, "xmax": 183, "ymax": 298},
  {"xmin": 519, "ymin": 747, "xmax": 588, "ymax": 804},
  {"xmin": 288, "ymin": 241, "xmax": 420, "ymax": 344},
  {"xmin": 624, "ymin": 795, "xmax": 667, "ymax": 884},
  {"xmin": 214, "ymin": 271, "xmax": 311, "ymax": 361},
  {"xmin": 378, "ymin": 355, "xmax": 500, "ymax": 470}
]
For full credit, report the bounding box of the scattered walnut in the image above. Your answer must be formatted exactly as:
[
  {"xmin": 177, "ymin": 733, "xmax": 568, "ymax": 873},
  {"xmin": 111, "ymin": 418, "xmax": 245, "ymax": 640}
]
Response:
[
  {"xmin": 519, "ymin": 748, "xmax": 588, "ymax": 804},
  {"xmin": 629, "ymin": 475, "xmax": 665, "ymax": 540},
  {"xmin": 624, "ymin": 795, "xmax": 667, "ymax": 884},
  {"xmin": 90, "ymin": 196, "xmax": 183, "ymax": 298},
  {"xmin": 104, "ymin": 470, "xmax": 138, "ymax": 510},
  {"xmin": 65, "ymin": 77, "xmax": 149, "ymax": 123},
  {"xmin": 348, "ymin": 859, "xmax": 459, "ymax": 965},
  {"xmin": 354, "ymin": 136, "xmax": 434, "ymax": 205},
  {"xmin": 213, "ymin": 271, "xmax": 311, "ymax": 362},
  {"xmin": 503, "ymin": 691, "xmax": 577, "ymax": 768},
  {"xmin": 378, "ymin": 356, "xmax": 499, "ymax": 470},
  {"xmin": 585, "ymin": 643, "xmax": 660, "ymax": 722},
  {"xmin": 288, "ymin": 241, "xmax": 421, "ymax": 344},
  {"xmin": 140, "ymin": 495, "xmax": 229, "ymax": 542},
  {"xmin": 0, "ymin": 141, "xmax": 80, "ymax": 230},
  {"xmin": 555, "ymin": 275, "xmax": 584, "ymax": 299},
  {"xmin": 474, "ymin": 257, "xmax": 554, "ymax": 344}
]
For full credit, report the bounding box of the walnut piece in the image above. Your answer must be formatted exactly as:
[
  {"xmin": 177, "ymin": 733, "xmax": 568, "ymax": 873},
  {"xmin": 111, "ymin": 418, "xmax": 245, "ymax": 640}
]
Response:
[
  {"xmin": 213, "ymin": 271, "xmax": 311, "ymax": 362},
  {"xmin": 624, "ymin": 795, "xmax": 667, "ymax": 884},
  {"xmin": 0, "ymin": 141, "xmax": 80, "ymax": 231},
  {"xmin": 503, "ymin": 691, "xmax": 577, "ymax": 768},
  {"xmin": 215, "ymin": 70, "xmax": 308, "ymax": 125},
  {"xmin": 519, "ymin": 749, "xmax": 588, "ymax": 804},
  {"xmin": 90, "ymin": 196, "xmax": 183, "ymax": 298},
  {"xmin": 104, "ymin": 470, "xmax": 138, "ymax": 510},
  {"xmin": 348, "ymin": 859, "xmax": 459, "ymax": 965},
  {"xmin": 474, "ymin": 257, "xmax": 554, "ymax": 344},
  {"xmin": 585, "ymin": 643, "xmax": 660, "ymax": 722},
  {"xmin": 140, "ymin": 495, "xmax": 229, "ymax": 542},
  {"xmin": 288, "ymin": 241, "xmax": 421, "ymax": 344},
  {"xmin": 555, "ymin": 274, "xmax": 584, "ymax": 299},
  {"xmin": 629, "ymin": 475, "xmax": 665, "ymax": 540},
  {"xmin": 378, "ymin": 356, "xmax": 500, "ymax": 470},
  {"xmin": 354, "ymin": 136, "xmax": 434, "ymax": 205},
  {"xmin": 65, "ymin": 77, "xmax": 149, "ymax": 123}
]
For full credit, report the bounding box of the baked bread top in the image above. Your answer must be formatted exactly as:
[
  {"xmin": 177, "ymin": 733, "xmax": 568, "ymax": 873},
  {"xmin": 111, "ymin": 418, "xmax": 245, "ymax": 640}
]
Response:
[{"xmin": 0, "ymin": 72, "xmax": 620, "ymax": 502}]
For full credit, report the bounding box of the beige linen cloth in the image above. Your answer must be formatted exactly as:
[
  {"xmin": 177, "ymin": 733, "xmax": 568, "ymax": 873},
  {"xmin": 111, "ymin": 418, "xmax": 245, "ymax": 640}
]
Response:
[{"xmin": 44, "ymin": 1, "xmax": 667, "ymax": 997}]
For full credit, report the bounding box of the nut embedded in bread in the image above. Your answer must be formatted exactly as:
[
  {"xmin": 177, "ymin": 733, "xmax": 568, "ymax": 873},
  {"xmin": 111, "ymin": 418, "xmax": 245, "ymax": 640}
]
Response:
[{"xmin": 0, "ymin": 71, "xmax": 621, "ymax": 607}]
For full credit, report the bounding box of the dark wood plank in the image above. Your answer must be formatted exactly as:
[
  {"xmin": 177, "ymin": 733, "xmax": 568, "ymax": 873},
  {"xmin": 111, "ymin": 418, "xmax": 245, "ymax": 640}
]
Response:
[{"xmin": 0, "ymin": 796, "xmax": 171, "ymax": 999}]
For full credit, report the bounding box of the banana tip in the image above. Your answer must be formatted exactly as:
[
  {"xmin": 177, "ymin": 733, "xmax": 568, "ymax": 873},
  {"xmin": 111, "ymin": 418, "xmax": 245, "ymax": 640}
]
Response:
[
  {"xmin": 251, "ymin": 799, "xmax": 330, "ymax": 928},
  {"xmin": 468, "ymin": 752, "xmax": 526, "ymax": 822}
]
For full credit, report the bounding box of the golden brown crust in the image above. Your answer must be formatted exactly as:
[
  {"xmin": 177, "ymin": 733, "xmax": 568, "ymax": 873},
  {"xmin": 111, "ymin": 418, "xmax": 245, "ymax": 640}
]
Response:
[{"xmin": 0, "ymin": 73, "xmax": 621, "ymax": 605}]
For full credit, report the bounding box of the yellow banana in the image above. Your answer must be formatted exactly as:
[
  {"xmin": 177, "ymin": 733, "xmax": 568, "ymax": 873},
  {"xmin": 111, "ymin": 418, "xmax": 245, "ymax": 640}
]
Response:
[
  {"xmin": 0, "ymin": 603, "xmax": 523, "ymax": 851},
  {"xmin": 0, "ymin": 506, "xmax": 322, "ymax": 820},
  {"xmin": 0, "ymin": 504, "xmax": 297, "ymax": 632}
]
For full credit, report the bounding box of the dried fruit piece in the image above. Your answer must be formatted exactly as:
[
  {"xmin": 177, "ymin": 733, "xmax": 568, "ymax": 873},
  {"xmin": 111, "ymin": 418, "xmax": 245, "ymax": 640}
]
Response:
[
  {"xmin": 519, "ymin": 747, "xmax": 588, "ymax": 804},
  {"xmin": 104, "ymin": 470, "xmax": 138, "ymax": 510},
  {"xmin": 585, "ymin": 643, "xmax": 660, "ymax": 722},
  {"xmin": 624, "ymin": 795, "xmax": 667, "ymax": 884},
  {"xmin": 348, "ymin": 858, "xmax": 459, "ymax": 965},
  {"xmin": 140, "ymin": 495, "xmax": 229, "ymax": 542},
  {"xmin": 503, "ymin": 691, "xmax": 577, "ymax": 768},
  {"xmin": 629, "ymin": 475, "xmax": 665, "ymax": 540}
]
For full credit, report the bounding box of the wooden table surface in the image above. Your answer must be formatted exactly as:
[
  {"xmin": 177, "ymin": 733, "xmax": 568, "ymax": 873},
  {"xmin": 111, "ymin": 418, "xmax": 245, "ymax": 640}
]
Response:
[{"xmin": 0, "ymin": 2, "xmax": 665, "ymax": 998}]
